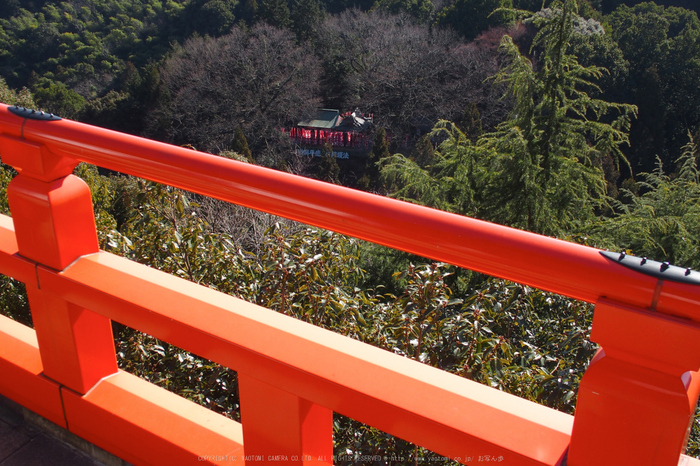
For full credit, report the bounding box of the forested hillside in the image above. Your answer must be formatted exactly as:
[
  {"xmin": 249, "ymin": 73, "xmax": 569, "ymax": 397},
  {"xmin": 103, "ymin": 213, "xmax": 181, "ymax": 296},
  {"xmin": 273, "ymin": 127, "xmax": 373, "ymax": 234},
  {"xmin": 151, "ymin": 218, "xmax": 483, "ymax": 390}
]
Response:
[
  {"xmin": 0, "ymin": 0, "xmax": 697, "ymax": 172},
  {"xmin": 0, "ymin": 0, "xmax": 699, "ymax": 461}
]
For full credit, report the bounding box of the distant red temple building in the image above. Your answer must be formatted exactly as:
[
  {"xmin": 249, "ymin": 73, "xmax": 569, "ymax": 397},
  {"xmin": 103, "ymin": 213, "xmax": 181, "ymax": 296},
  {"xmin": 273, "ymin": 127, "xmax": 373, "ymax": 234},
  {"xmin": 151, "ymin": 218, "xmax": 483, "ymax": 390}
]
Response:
[{"xmin": 285, "ymin": 109, "xmax": 375, "ymax": 159}]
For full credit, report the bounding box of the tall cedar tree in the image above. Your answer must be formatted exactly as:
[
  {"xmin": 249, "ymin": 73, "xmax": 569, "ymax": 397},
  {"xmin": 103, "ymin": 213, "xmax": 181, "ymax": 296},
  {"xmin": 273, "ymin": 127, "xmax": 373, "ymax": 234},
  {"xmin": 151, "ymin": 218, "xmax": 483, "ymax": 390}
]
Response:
[
  {"xmin": 365, "ymin": 128, "xmax": 391, "ymax": 190},
  {"xmin": 594, "ymin": 134, "xmax": 700, "ymax": 269},
  {"xmin": 258, "ymin": 0, "xmax": 291, "ymax": 28},
  {"xmin": 290, "ymin": 0, "xmax": 325, "ymax": 42},
  {"xmin": 381, "ymin": 0, "xmax": 636, "ymax": 236},
  {"xmin": 484, "ymin": 0, "xmax": 637, "ymax": 234},
  {"xmin": 318, "ymin": 142, "xmax": 341, "ymax": 183},
  {"xmin": 232, "ymin": 127, "xmax": 253, "ymax": 162}
]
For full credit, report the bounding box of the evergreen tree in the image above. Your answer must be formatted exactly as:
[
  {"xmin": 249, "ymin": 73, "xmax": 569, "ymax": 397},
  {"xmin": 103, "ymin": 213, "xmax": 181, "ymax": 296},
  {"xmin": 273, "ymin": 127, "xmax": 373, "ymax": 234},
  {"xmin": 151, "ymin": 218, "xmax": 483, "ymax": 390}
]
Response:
[
  {"xmin": 241, "ymin": 0, "xmax": 259, "ymax": 24},
  {"xmin": 290, "ymin": 0, "xmax": 324, "ymax": 42},
  {"xmin": 382, "ymin": 0, "xmax": 637, "ymax": 236},
  {"xmin": 410, "ymin": 133, "xmax": 436, "ymax": 168},
  {"xmin": 458, "ymin": 102, "xmax": 483, "ymax": 143},
  {"xmin": 359, "ymin": 128, "xmax": 391, "ymax": 191},
  {"xmin": 381, "ymin": 121, "xmax": 486, "ymax": 215},
  {"xmin": 370, "ymin": 127, "xmax": 391, "ymax": 161},
  {"xmin": 187, "ymin": 0, "xmax": 239, "ymax": 36},
  {"xmin": 594, "ymin": 133, "xmax": 700, "ymax": 269},
  {"xmin": 479, "ymin": 0, "xmax": 636, "ymax": 234},
  {"xmin": 258, "ymin": 0, "xmax": 291, "ymax": 28},
  {"xmin": 605, "ymin": 2, "xmax": 700, "ymax": 173},
  {"xmin": 231, "ymin": 126, "xmax": 254, "ymax": 162},
  {"xmin": 317, "ymin": 142, "xmax": 340, "ymax": 183},
  {"xmin": 374, "ymin": 0, "xmax": 434, "ymax": 23},
  {"xmin": 436, "ymin": 0, "xmax": 513, "ymax": 40}
]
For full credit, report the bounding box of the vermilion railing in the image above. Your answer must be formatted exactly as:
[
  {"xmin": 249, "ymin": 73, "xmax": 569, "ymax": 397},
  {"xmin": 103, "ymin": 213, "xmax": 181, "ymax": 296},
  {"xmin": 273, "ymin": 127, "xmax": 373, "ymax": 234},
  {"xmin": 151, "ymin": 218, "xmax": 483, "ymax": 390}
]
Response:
[{"xmin": 0, "ymin": 102, "xmax": 699, "ymax": 465}]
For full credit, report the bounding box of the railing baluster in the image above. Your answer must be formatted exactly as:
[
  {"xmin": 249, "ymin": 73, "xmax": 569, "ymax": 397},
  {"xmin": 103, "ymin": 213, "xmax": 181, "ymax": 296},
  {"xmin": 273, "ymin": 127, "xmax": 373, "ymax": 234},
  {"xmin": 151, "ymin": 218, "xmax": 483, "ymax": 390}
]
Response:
[
  {"xmin": 569, "ymin": 299, "xmax": 700, "ymax": 465},
  {"xmin": 239, "ymin": 374, "xmax": 333, "ymax": 465},
  {"xmin": 2, "ymin": 134, "xmax": 117, "ymax": 394}
]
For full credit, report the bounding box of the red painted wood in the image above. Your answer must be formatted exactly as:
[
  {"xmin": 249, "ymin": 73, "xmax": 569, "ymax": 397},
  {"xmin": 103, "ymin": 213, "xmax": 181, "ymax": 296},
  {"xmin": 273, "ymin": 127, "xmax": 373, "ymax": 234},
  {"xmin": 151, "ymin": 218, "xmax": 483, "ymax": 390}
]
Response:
[
  {"xmin": 0, "ymin": 314, "xmax": 65, "ymax": 428},
  {"xmin": 0, "ymin": 104, "xmax": 684, "ymax": 317},
  {"xmin": 38, "ymin": 252, "xmax": 573, "ymax": 465},
  {"xmin": 4, "ymin": 137, "xmax": 117, "ymax": 394},
  {"xmin": 0, "ymin": 103, "xmax": 697, "ymax": 465},
  {"xmin": 61, "ymin": 371, "xmax": 244, "ymax": 465}
]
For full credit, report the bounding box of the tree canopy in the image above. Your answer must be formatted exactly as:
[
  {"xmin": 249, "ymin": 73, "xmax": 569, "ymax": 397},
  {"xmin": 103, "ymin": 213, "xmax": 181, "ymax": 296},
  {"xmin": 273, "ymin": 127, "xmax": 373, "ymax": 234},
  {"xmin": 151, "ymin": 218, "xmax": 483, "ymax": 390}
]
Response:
[
  {"xmin": 382, "ymin": 0, "xmax": 636, "ymax": 235},
  {"xmin": 156, "ymin": 23, "xmax": 320, "ymax": 164}
]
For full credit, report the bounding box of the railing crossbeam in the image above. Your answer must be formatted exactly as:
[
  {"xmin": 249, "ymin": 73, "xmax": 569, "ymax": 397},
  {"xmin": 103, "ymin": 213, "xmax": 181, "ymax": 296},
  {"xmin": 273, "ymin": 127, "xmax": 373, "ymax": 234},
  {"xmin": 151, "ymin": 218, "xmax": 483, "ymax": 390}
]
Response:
[
  {"xmin": 0, "ymin": 314, "xmax": 65, "ymax": 427},
  {"xmin": 61, "ymin": 371, "xmax": 244, "ymax": 465},
  {"xmin": 38, "ymin": 249, "xmax": 573, "ymax": 465}
]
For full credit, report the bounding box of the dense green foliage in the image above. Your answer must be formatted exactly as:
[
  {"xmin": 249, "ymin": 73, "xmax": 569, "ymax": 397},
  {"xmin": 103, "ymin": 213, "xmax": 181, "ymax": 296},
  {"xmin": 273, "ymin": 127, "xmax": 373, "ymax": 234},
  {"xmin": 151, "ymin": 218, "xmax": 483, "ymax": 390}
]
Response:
[
  {"xmin": 601, "ymin": 0, "xmax": 699, "ymax": 15},
  {"xmin": 0, "ymin": 0, "xmax": 699, "ymax": 461},
  {"xmin": 605, "ymin": 2, "xmax": 700, "ymax": 173},
  {"xmin": 595, "ymin": 135, "xmax": 700, "ymax": 268},
  {"xmin": 0, "ymin": 0, "xmax": 187, "ymax": 91}
]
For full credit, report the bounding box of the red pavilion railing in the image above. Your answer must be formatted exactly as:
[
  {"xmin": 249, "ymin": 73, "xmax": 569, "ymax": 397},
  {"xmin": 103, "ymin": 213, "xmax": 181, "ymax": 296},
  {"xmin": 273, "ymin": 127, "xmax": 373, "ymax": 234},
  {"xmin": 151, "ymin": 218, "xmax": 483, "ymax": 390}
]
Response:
[{"xmin": 0, "ymin": 103, "xmax": 699, "ymax": 465}]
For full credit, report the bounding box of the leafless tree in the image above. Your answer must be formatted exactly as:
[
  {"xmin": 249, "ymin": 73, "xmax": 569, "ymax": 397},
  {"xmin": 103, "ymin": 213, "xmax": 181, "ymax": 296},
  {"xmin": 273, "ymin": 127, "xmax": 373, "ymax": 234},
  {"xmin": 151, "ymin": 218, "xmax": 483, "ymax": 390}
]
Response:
[
  {"xmin": 314, "ymin": 10, "xmax": 507, "ymax": 139},
  {"xmin": 158, "ymin": 24, "xmax": 322, "ymax": 165},
  {"xmin": 196, "ymin": 195, "xmax": 304, "ymax": 254}
]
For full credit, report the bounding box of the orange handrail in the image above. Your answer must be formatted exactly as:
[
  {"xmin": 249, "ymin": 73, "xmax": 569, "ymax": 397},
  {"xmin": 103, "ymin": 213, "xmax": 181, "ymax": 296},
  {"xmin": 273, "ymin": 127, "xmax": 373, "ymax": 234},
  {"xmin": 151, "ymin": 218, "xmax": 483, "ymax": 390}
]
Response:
[
  {"xmin": 0, "ymin": 105, "xmax": 698, "ymax": 317},
  {"xmin": 0, "ymin": 103, "xmax": 699, "ymax": 466}
]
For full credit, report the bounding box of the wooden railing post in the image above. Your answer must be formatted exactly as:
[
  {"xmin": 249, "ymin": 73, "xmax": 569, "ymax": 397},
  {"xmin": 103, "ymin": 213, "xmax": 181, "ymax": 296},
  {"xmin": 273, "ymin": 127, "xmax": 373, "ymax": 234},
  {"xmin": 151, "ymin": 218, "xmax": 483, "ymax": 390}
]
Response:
[
  {"xmin": 1, "ymin": 132, "xmax": 117, "ymax": 394},
  {"xmin": 568, "ymin": 299, "xmax": 700, "ymax": 465},
  {"xmin": 239, "ymin": 374, "xmax": 333, "ymax": 465}
]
